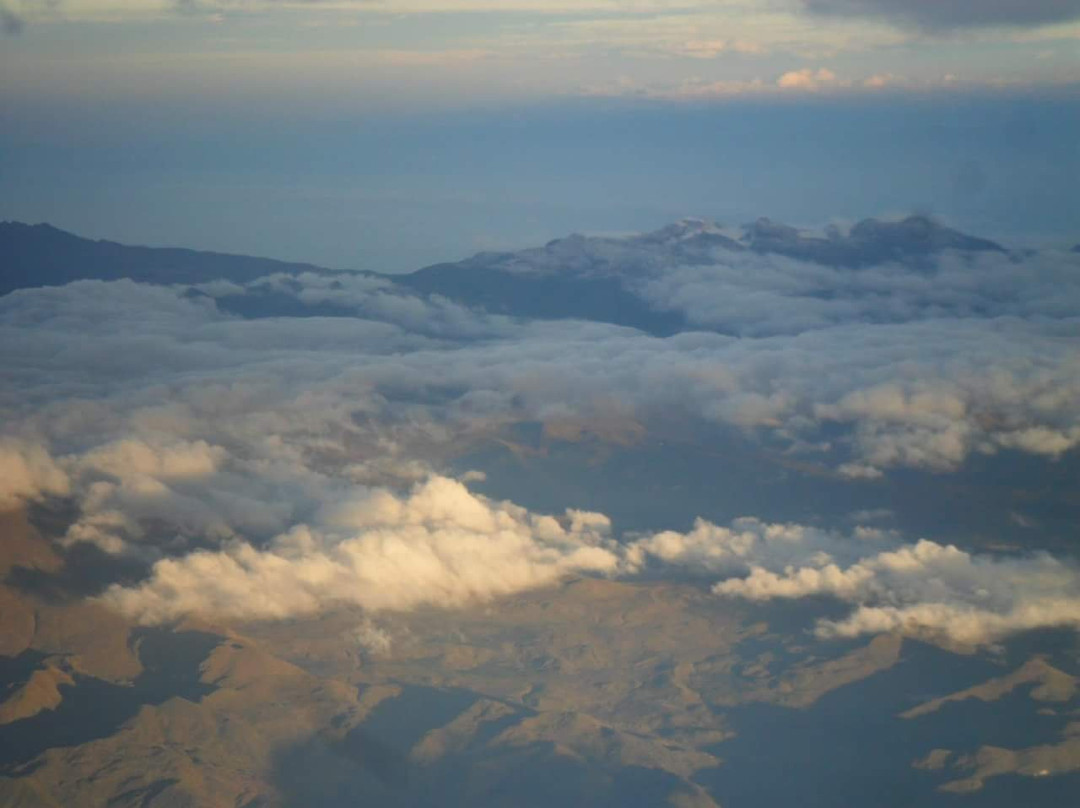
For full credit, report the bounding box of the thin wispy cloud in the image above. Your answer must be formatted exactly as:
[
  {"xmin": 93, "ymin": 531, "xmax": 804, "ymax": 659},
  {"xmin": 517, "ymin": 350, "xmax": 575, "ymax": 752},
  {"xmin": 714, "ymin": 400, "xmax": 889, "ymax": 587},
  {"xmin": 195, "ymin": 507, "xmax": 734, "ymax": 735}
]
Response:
[{"xmin": 802, "ymin": 0, "xmax": 1080, "ymax": 31}]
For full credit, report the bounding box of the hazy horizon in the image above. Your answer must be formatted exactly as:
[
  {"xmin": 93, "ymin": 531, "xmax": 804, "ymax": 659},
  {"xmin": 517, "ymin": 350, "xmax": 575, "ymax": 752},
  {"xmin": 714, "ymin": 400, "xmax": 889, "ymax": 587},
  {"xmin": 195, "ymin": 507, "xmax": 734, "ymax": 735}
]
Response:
[
  {"xmin": 3, "ymin": 0, "xmax": 1080, "ymax": 270},
  {"xmin": 3, "ymin": 95, "xmax": 1079, "ymax": 272}
]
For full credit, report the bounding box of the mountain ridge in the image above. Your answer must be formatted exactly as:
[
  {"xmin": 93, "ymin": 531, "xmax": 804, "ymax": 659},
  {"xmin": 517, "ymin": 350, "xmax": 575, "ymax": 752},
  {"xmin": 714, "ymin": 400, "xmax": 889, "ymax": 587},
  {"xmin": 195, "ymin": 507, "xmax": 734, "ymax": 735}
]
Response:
[
  {"xmin": 1, "ymin": 215, "xmax": 1008, "ymax": 294},
  {"xmin": 0, "ymin": 221, "xmax": 341, "ymax": 297},
  {"xmin": 1, "ymin": 216, "xmax": 1013, "ymax": 337}
]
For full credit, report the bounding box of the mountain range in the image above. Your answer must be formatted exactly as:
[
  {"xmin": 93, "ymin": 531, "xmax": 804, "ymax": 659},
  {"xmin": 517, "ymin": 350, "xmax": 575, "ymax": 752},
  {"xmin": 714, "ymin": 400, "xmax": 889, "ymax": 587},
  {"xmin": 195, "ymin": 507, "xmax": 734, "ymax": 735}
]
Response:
[{"xmin": 0, "ymin": 216, "xmax": 1016, "ymax": 336}]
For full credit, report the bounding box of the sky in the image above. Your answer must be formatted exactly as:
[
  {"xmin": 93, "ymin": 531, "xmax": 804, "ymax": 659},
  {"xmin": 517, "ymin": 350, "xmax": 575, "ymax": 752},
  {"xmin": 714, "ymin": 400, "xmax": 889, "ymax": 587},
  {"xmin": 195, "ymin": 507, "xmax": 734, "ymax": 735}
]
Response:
[{"xmin": 1, "ymin": 0, "xmax": 1079, "ymax": 269}]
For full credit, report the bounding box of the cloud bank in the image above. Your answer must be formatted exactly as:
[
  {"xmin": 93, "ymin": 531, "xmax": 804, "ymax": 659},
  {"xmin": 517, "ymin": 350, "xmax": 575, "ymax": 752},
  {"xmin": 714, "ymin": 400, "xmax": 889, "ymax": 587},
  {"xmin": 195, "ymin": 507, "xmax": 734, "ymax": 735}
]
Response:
[
  {"xmin": 0, "ymin": 439, "xmax": 69, "ymax": 507},
  {"xmin": 5, "ymin": 228, "xmax": 1078, "ymax": 491},
  {"xmin": 712, "ymin": 538, "xmax": 1080, "ymax": 646},
  {"xmin": 621, "ymin": 516, "xmax": 1080, "ymax": 646},
  {"xmin": 102, "ymin": 476, "xmax": 622, "ymax": 623},
  {"xmin": 98, "ymin": 482, "xmax": 1080, "ymax": 648},
  {"xmin": 1, "ymin": 218, "xmax": 1077, "ymax": 647}
]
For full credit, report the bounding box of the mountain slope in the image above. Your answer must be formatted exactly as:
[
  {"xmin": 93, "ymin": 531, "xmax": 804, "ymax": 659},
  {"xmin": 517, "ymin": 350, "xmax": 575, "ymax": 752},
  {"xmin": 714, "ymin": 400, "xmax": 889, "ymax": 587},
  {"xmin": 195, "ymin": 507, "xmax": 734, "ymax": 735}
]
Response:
[
  {"xmin": 1, "ymin": 216, "xmax": 1010, "ymax": 338},
  {"xmin": 0, "ymin": 222, "xmax": 338, "ymax": 296}
]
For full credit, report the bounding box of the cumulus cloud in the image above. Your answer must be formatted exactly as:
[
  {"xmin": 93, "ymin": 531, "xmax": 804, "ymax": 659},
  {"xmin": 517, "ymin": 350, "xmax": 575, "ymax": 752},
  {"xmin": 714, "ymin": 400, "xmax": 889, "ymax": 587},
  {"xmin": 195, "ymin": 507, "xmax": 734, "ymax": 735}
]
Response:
[
  {"xmin": 1, "ymin": 231, "xmax": 1078, "ymax": 538},
  {"xmin": 100, "ymin": 476, "xmax": 622, "ymax": 623},
  {"xmin": 862, "ymin": 73, "xmax": 898, "ymax": 88},
  {"xmin": 618, "ymin": 514, "xmax": 1080, "ymax": 647},
  {"xmin": 78, "ymin": 438, "xmax": 226, "ymax": 480},
  {"xmin": 218, "ymin": 240, "xmax": 1080, "ymax": 480},
  {"xmin": 352, "ymin": 618, "xmax": 393, "ymax": 655},
  {"xmin": 59, "ymin": 437, "xmax": 261, "ymax": 554},
  {"xmin": 626, "ymin": 516, "xmax": 841, "ymax": 573},
  {"xmin": 712, "ymin": 537, "xmax": 1080, "ymax": 646},
  {"xmin": 0, "ymin": 440, "xmax": 69, "ymax": 508},
  {"xmin": 801, "ymin": 0, "xmax": 1080, "ymax": 31},
  {"xmin": 1, "ymin": 221, "xmax": 1078, "ymax": 645},
  {"xmin": 777, "ymin": 67, "xmax": 841, "ymax": 90},
  {"xmin": 628, "ymin": 241, "xmax": 1080, "ymax": 474},
  {"xmin": 93, "ymin": 478, "xmax": 1080, "ymax": 649}
]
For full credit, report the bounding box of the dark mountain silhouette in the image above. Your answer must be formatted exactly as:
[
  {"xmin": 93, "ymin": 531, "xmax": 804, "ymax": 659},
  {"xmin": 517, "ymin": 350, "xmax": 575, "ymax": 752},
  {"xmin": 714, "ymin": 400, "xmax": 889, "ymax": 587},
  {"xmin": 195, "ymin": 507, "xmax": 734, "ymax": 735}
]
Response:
[
  {"xmin": 0, "ymin": 222, "xmax": 336, "ymax": 297},
  {"xmin": 1, "ymin": 216, "xmax": 1009, "ymax": 336},
  {"xmin": 743, "ymin": 214, "xmax": 1005, "ymax": 267},
  {"xmin": 397, "ymin": 264, "xmax": 686, "ymax": 335}
]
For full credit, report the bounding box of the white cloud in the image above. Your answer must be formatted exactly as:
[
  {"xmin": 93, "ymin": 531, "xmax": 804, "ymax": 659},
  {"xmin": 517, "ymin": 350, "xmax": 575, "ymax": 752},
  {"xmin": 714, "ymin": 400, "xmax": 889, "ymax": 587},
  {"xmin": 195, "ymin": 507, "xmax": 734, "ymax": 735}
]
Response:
[
  {"xmin": 614, "ymin": 514, "xmax": 1080, "ymax": 647},
  {"xmin": 994, "ymin": 425, "xmax": 1080, "ymax": 456},
  {"xmin": 820, "ymin": 598, "xmax": 1080, "ymax": 645},
  {"xmin": 776, "ymin": 66, "xmax": 841, "ymax": 89},
  {"xmin": 0, "ymin": 224, "xmax": 1077, "ymax": 647},
  {"xmin": 837, "ymin": 462, "xmax": 884, "ymax": 479},
  {"xmin": 626, "ymin": 516, "xmax": 835, "ymax": 573},
  {"xmin": 1, "ymin": 235, "xmax": 1078, "ymax": 540},
  {"xmin": 101, "ymin": 476, "xmax": 623, "ymax": 623},
  {"xmin": 78, "ymin": 438, "xmax": 226, "ymax": 480},
  {"xmin": 862, "ymin": 72, "xmax": 897, "ymax": 87},
  {"xmin": 0, "ymin": 440, "xmax": 70, "ymax": 508},
  {"xmin": 713, "ymin": 537, "xmax": 1080, "ymax": 646},
  {"xmin": 98, "ymin": 473, "xmax": 1080, "ymax": 648},
  {"xmin": 352, "ymin": 618, "xmax": 393, "ymax": 655}
]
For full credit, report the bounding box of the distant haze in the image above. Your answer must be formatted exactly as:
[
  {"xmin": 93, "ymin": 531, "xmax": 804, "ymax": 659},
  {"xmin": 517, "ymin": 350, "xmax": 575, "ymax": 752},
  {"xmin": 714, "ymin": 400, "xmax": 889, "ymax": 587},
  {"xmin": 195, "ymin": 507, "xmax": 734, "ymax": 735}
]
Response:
[{"xmin": 2, "ymin": 97, "xmax": 1078, "ymax": 272}]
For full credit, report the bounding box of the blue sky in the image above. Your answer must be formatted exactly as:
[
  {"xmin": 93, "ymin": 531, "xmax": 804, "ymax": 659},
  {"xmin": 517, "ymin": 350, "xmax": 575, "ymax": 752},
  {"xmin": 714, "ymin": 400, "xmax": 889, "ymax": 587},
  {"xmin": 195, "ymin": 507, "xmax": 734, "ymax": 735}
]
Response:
[{"xmin": 1, "ymin": 0, "xmax": 1079, "ymax": 269}]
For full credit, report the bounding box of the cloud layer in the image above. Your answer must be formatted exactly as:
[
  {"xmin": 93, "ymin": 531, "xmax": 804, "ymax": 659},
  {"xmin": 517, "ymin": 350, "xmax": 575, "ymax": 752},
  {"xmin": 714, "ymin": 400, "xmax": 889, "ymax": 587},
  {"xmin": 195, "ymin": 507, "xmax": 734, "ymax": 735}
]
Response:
[
  {"xmin": 2, "ymin": 230, "xmax": 1079, "ymax": 528},
  {"xmin": 626, "ymin": 516, "xmax": 1080, "ymax": 646},
  {"xmin": 99, "ymin": 480, "xmax": 1080, "ymax": 648},
  {"xmin": 1, "ymin": 220, "xmax": 1078, "ymax": 647},
  {"xmin": 712, "ymin": 538, "xmax": 1080, "ymax": 646}
]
